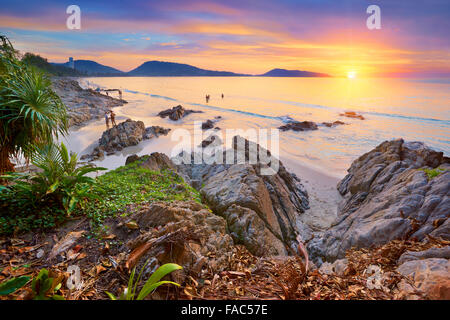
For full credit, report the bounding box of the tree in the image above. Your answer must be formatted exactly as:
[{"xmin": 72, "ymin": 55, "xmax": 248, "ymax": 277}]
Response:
[{"xmin": 0, "ymin": 35, "xmax": 68, "ymax": 175}]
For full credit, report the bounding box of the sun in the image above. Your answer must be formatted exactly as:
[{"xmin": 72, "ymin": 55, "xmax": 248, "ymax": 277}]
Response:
[{"xmin": 347, "ymin": 71, "xmax": 357, "ymax": 79}]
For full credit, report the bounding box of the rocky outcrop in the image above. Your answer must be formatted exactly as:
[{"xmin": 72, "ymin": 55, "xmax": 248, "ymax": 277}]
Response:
[
  {"xmin": 279, "ymin": 121, "xmax": 318, "ymax": 132},
  {"xmin": 176, "ymin": 136, "xmax": 310, "ymax": 257},
  {"xmin": 202, "ymin": 116, "xmax": 222, "ymax": 130},
  {"xmin": 309, "ymin": 139, "xmax": 449, "ymax": 262},
  {"xmin": 122, "ymin": 200, "xmax": 235, "ymax": 277},
  {"xmin": 339, "ymin": 111, "xmax": 365, "ymax": 120},
  {"xmin": 81, "ymin": 119, "xmax": 170, "ymax": 161},
  {"xmin": 397, "ymin": 257, "xmax": 450, "ymax": 300},
  {"xmin": 125, "ymin": 152, "xmax": 176, "ymax": 171},
  {"xmin": 157, "ymin": 105, "xmax": 202, "ymax": 121},
  {"xmin": 51, "ymin": 78, "xmax": 127, "ymax": 127}
]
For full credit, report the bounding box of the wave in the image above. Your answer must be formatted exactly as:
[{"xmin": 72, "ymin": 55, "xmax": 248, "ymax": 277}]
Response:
[{"xmin": 123, "ymin": 89, "xmax": 450, "ymax": 126}]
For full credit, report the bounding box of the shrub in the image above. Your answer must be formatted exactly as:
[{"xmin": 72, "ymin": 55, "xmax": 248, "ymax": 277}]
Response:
[{"xmin": 0, "ymin": 142, "xmax": 106, "ymax": 234}]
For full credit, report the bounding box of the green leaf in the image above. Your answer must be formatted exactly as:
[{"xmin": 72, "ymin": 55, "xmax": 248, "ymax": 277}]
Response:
[
  {"xmin": 105, "ymin": 291, "xmax": 117, "ymax": 300},
  {"xmin": 46, "ymin": 181, "xmax": 60, "ymax": 194},
  {"xmin": 136, "ymin": 263, "xmax": 182, "ymax": 300},
  {"xmin": 136, "ymin": 281, "xmax": 180, "ymax": 300},
  {"xmin": 0, "ymin": 276, "xmax": 31, "ymax": 295}
]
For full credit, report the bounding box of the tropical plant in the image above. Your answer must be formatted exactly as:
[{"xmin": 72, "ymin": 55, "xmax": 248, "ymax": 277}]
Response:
[
  {"xmin": 1, "ymin": 142, "xmax": 106, "ymax": 214},
  {"xmin": 0, "ymin": 276, "xmax": 30, "ymax": 296},
  {"xmin": 0, "ymin": 35, "xmax": 68, "ymax": 175},
  {"xmin": 106, "ymin": 262, "xmax": 182, "ymax": 300},
  {"xmin": 31, "ymin": 268, "xmax": 64, "ymax": 300}
]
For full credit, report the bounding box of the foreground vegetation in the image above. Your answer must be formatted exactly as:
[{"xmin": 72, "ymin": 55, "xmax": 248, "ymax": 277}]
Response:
[
  {"xmin": 0, "ymin": 35, "xmax": 68, "ymax": 174},
  {"xmin": 0, "ymin": 154, "xmax": 201, "ymax": 235}
]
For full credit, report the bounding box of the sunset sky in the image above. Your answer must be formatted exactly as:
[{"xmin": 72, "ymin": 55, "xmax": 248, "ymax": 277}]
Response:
[{"xmin": 0, "ymin": 0, "xmax": 449, "ymax": 77}]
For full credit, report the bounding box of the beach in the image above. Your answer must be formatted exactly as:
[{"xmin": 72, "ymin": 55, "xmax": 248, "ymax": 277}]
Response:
[{"xmin": 57, "ymin": 76, "xmax": 449, "ymax": 230}]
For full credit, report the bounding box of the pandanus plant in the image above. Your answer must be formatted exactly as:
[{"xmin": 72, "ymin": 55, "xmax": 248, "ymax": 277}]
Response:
[{"xmin": 0, "ymin": 35, "xmax": 68, "ymax": 176}]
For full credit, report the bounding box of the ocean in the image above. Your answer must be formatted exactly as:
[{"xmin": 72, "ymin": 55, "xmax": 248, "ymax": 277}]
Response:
[{"xmin": 65, "ymin": 76, "xmax": 450, "ymax": 179}]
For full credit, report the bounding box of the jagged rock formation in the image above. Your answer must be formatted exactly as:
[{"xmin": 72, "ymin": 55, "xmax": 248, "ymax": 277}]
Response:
[
  {"xmin": 309, "ymin": 139, "xmax": 449, "ymax": 262},
  {"xmin": 176, "ymin": 136, "xmax": 310, "ymax": 256},
  {"xmin": 157, "ymin": 105, "xmax": 202, "ymax": 121},
  {"xmin": 122, "ymin": 200, "xmax": 235, "ymax": 278},
  {"xmin": 51, "ymin": 78, "xmax": 126, "ymax": 126},
  {"xmin": 81, "ymin": 119, "xmax": 170, "ymax": 161}
]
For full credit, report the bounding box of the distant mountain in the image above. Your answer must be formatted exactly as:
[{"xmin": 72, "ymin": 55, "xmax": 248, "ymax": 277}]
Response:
[
  {"xmin": 22, "ymin": 53, "xmax": 84, "ymax": 76},
  {"xmin": 127, "ymin": 61, "xmax": 247, "ymax": 77},
  {"xmin": 47, "ymin": 57, "xmax": 330, "ymax": 78},
  {"xmin": 52, "ymin": 60, "xmax": 124, "ymax": 76},
  {"xmin": 260, "ymin": 68, "xmax": 330, "ymax": 77}
]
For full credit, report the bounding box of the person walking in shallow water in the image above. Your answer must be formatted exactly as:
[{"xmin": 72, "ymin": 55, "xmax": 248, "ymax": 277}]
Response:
[
  {"xmin": 105, "ymin": 111, "xmax": 110, "ymax": 129},
  {"xmin": 221, "ymin": 93, "xmax": 224, "ymax": 99},
  {"xmin": 205, "ymin": 94, "xmax": 210, "ymax": 103},
  {"xmin": 110, "ymin": 110, "xmax": 117, "ymax": 127}
]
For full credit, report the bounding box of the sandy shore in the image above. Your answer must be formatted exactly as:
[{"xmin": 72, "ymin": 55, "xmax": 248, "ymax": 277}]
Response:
[{"xmin": 282, "ymin": 157, "xmax": 342, "ymax": 232}]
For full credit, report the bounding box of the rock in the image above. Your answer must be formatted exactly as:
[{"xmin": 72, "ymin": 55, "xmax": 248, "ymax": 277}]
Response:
[
  {"xmin": 157, "ymin": 105, "xmax": 202, "ymax": 121},
  {"xmin": 202, "ymin": 120, "xmax": 215, "ymax": 130},
  {"xmin": 339, "ymin": 111, "xmax": 365, "ymax": 120},
  {"xmin": 125, "ymin": 200, "xmax": 234, "ymax": 276},
  {"xmin": 310, "ymin": 139, "xmax": 449, "ymax": 262},
  {"xmin": 51, "ymin": 78, "xmax": 127, "ymax": 127},
  {"xmin": 398, "ymin": 246, "xmax": 450, "ymax": 265},
  {"xmin": 83, "ymin": 120, "xmax": 170, "ymax": 161},
  {"xmin": 199, "ymin": 135, "xmax": 222, "ymax": 148},
  {"xmin": 143, "ymin": 126, "xmax": 171, "ymax": 139},
  {"xmin": 322, "ymin": 121, "xmax": 345, "ymax": 127},
  {"xmin": 127, "ymin": 152, "xmax": 176, "ymax": 171},
  {"xmin": 397, "ymin": 258, "xmax": 450, "ymax": 299},
  {"xmin": 125, "ymin": 154, "xmax": 140, "ymax": 165},
  {"xmin": 99, "ymin": 119, "xmax": 146, "ymax": 151},
  {"xmin": 176, "ymin": 136, "xmax": 310, "ymax": 257},
  {"xmin": 278, "ymin": 121, "xmax": 318, "ymax": 132},
  {"xmin": 201, "ymin": 118, "xmax": 221, "ymax": 130}
]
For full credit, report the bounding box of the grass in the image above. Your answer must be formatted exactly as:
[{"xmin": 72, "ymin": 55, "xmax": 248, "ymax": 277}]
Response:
[
  {"xmin": 77, "ymin": 158, "xmax": 202, "ymax": 230},
  {"xmin": 0, "ymin": 158, "xmax": 201, "ymax": 235},
  {"xmin": 420, "ymin": 167, "xmax": 447, "ymax": 180}
]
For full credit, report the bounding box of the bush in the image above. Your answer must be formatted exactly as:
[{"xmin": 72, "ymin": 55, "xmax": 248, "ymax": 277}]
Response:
[{"xmin": 0, "ymin": 142, "xmax": 106, "ymax": 234}]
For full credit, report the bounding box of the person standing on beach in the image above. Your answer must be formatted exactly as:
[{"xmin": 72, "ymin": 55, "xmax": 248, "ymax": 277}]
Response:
[
  {"xmin": 105, "ymin": 111, "xmax": 110, "ymax": 129},
  {"xmin": 205, "ymin": 94, "xmax": 210, "ymax": 103},
  {"xmin": 110, "ymin": 110, "xmax": 117, "ymax": 127},
  {"xmin": 221, "ymin": 93, "xmax": 224, "ymax": 99}
]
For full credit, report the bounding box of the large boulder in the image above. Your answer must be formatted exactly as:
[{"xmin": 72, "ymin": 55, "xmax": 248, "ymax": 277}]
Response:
[
  {"xmin": 157, "ymin": 105, "xmax": 202, "ymax": 121},
  {"xmin": 309, "ymin": 139, "xmax": 450, "ymax": 262},
  {"xmin": 82, "ymin": 119, "xmax": 170, "ymax": 161},
  {"xmin": 176, "ymin": 136, "xmax": 310, "ymax": 257},
  {"xmin": 123, "ymin": 200, "xmax": 235, "ymax": 278}
]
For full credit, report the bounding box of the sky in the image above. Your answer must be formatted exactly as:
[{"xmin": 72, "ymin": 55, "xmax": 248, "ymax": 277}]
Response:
[{"xmin": 0, "ymin": 0, "xmax": 449, "ymax": 77}]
